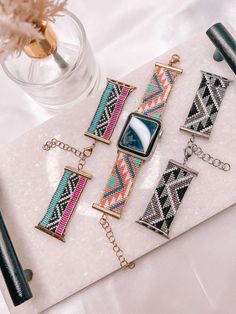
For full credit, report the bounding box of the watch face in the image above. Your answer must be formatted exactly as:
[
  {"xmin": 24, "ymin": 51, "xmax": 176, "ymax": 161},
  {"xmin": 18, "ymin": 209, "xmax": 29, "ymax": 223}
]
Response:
[{"xmin": 118, "ymin": 113, "xmax": 161, "ymax": 159}]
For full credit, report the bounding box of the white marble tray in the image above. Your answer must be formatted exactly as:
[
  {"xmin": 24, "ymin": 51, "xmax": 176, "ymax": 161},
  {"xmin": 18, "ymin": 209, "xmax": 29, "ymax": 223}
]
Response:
[{"xmin": 0, "ymin": 29, "xmax": 235, "ymax": 313}]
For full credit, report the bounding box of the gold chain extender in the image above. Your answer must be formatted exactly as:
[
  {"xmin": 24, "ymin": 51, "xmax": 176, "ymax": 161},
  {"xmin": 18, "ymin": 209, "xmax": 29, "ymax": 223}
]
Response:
[
  {"xmin": 100, "ymin": 214, "xmax": 135, "ymax": 269},
  {"xmin": 42, "ymin": 138, "xmax": 97, "ymax": 170}
]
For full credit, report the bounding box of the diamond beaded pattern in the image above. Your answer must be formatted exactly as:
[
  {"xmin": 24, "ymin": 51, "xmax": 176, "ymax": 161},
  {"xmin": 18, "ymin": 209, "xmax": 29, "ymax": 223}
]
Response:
[
  {"xmin": 97, "ymin": 152, "xmax": 143, "ymax": 218},
  {"xmin": 137, "ymin": 65, "xmax": 179, "ymax": 120},
  {"xmin": 182, "ymin": 71, "xmax": 231, "ymax": 136},
  {"xmin": 137, "ymin": 161, "xmax": 196, "ymax": 237}
]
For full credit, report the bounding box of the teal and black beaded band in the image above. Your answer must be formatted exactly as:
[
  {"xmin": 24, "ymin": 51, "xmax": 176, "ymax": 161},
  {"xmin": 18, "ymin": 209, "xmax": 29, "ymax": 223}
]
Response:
[
  {"xmin": 85, "ymin": 78, "xmax": 136, "ymax": 144},
  {"xmin": 36, "ymin": 166, "xmax": 92, "ymax": 242}
]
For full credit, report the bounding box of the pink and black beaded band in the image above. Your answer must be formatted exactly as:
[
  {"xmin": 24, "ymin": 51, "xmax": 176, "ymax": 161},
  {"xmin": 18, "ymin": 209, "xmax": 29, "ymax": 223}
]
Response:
[
  {"xmin": 36, "ymin": 166, "xmax": 92, "ymax": 242},
  {"xmin": 85, "ymin": 78, "xmax": 136, "ymax": 144}
]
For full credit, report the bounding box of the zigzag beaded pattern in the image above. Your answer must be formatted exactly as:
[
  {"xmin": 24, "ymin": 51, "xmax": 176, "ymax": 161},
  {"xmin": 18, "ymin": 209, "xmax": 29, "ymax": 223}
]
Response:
[
  {"xmin": 43, "ymin": 172, "xmax": 80, "ymax": 232},
  {"xmin": 137, "ymin": 161, "xmax": 195, "ymax": 237},
  {"xmin": 94, "ymin": 84, "xmax": 122, "ymax": 138},
  {"xmin": 137, "ymin": 66, "xmax": 178, "ymax": 120},
  {"xmin": 183, "ymin": 72, "xmax": 231, "ymax": 136},
  {"xmin": 37, "ymin": 168, "xmax": 90, "ymax": 240},
  {"xmin": 98, "ymin": 152, "xmax": 143, "ymax": 217},
  {"xmin": 87, "ymin": 81, "xmax": 133, "ymax": 141}
]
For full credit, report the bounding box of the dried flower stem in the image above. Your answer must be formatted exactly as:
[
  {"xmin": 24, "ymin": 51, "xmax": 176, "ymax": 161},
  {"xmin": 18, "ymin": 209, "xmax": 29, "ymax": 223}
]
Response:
[{"xmin": 0, "ymin": 0, "xmax": 68, "ymax": 62}]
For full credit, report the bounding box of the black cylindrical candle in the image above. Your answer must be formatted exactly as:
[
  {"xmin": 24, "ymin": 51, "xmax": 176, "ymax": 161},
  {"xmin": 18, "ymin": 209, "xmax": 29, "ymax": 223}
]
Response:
[{"xmin": 0, "ymin": 212, "xmax": 33, "ymax": 306}]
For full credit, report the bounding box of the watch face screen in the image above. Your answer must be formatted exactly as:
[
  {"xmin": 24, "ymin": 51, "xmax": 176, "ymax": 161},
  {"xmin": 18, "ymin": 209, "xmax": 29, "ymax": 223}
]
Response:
[{"xmin": 118, "ymin": 113, "xmax": 161, "ymax": 158}]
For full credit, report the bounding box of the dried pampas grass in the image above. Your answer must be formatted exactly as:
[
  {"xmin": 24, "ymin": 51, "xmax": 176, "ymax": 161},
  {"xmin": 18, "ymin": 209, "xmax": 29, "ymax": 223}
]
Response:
[{"xmin": 0, "ymin": 0, "xmax": 68, "ymax": 61}]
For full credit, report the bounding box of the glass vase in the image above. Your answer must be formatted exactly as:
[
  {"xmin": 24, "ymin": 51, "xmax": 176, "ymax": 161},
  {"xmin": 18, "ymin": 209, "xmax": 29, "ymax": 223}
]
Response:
[{"xmin": 2, "ymin": 10, "xmax": 99, "ymax": 111}]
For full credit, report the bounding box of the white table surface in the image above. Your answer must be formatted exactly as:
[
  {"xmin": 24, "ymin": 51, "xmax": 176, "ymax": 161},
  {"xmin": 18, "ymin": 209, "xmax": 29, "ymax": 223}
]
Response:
[{"xmin": 0, "ymin": 1, "xmax": 236, "ymax": 313}]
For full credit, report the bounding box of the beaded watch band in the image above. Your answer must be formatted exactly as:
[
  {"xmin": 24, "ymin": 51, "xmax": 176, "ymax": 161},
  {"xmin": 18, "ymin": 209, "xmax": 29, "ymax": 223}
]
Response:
[
  {"xmin": 137, "ymin": 62, "xmax": 182, "ymax": 120},
  {"xmin": 93, "ymin": 58, "xmax": 182, "ymax": 219},
  {"xmin": 137, "ymin": 160, "xmax": 197, "ymax": 237},
  {"xmin": 85, "ymin": 79, "xmax": 136, "ymax": 144},
  {"xmin": 36, "ymin": 167, "xmax": 92, "ymax": 241},
  {"xmin": 93, "ymin": 152, "xmax": 143, "ymax": 219},
  {"xmin": 180, "ymin": 71, "xmax": 231, "ymax": 138}
]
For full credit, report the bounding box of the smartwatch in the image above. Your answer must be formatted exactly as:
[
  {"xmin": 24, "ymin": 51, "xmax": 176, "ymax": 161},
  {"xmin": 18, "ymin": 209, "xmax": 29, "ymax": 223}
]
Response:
[{"xmin": 93, "ymin": 55, "xmax": 183, "ymax": 219}]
